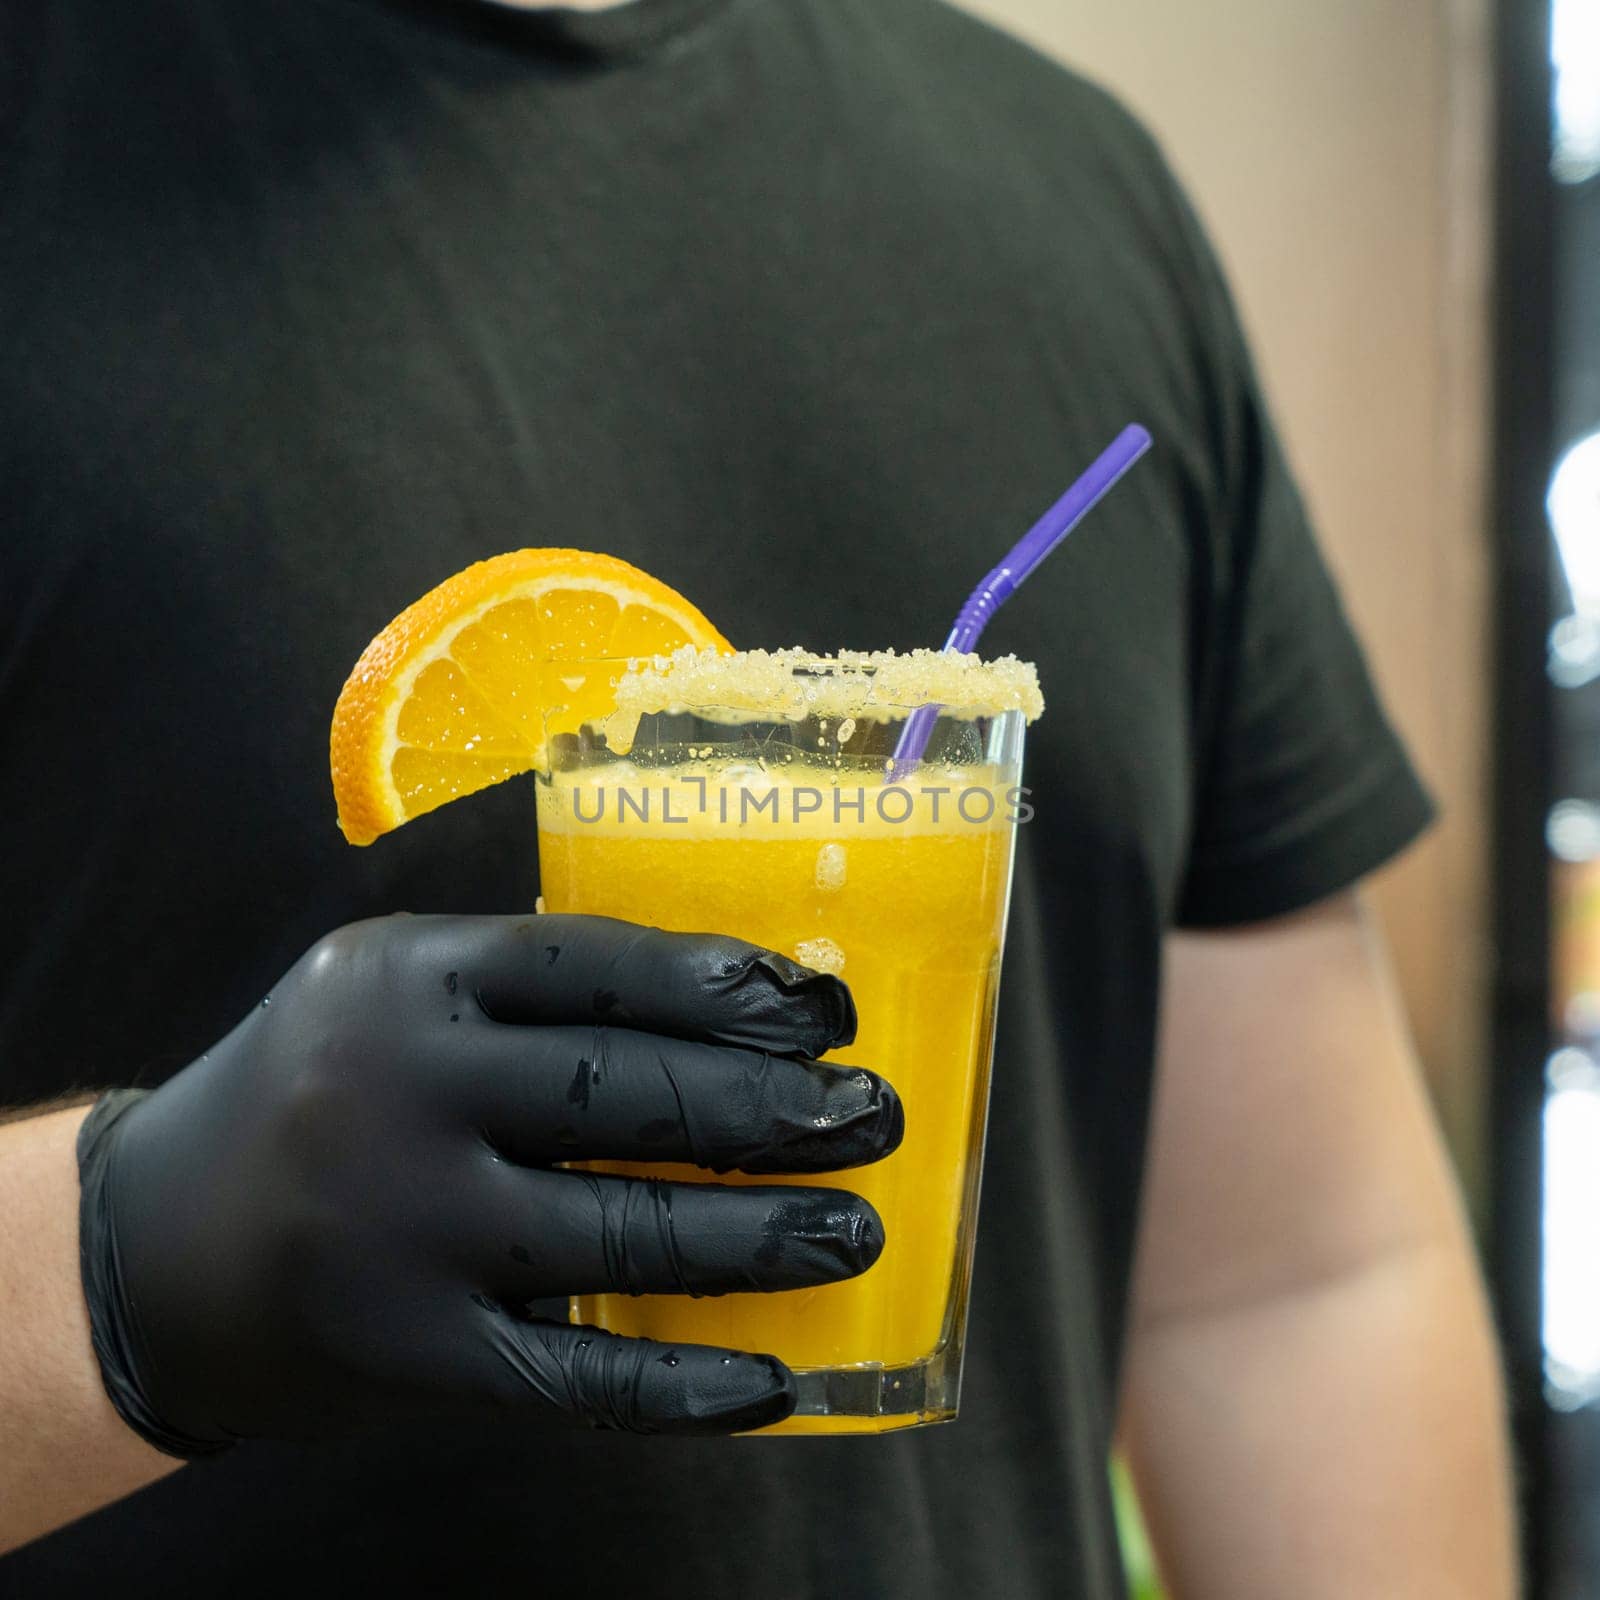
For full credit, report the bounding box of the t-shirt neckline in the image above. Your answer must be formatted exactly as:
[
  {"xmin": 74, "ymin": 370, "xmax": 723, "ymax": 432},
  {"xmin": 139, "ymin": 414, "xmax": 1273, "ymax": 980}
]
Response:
[{"xmin": 376, "ymin": 0, "xmax": 739, "ymax": 62}]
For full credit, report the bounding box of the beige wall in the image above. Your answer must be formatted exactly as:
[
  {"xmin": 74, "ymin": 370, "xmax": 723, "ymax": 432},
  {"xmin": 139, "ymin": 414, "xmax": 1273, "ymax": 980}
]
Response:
[{"xmin": 959, "ymin": 1, "xmax": 1495, "ymax": 1185}]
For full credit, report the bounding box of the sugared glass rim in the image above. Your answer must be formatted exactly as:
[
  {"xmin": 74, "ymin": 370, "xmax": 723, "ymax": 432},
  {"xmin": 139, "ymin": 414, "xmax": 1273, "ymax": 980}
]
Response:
[{"xmin": 578, "ymin": 645, "xmax": 1044, "ymax": 723}]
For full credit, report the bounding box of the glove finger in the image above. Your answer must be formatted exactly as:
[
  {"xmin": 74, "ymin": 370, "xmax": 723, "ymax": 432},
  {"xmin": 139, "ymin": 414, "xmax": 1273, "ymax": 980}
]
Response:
[
  {"xmin": 474, "ymin": 1313, "xmax": 797, "ymax": 1435},
  {"xmin": 448, "ymin": 914, "xmax": 856, "ymax": 1055},
  {"xmin": 476, "ymin": 1166, "xmax": 885, "ymax": 1298},
  {"xmin": 465, "ymin": 1024, "xmax": 903, "ymax": 1173}
]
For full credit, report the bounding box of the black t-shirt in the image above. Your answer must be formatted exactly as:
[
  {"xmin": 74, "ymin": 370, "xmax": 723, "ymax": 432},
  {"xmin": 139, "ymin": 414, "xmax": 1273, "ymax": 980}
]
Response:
[{"xmin": 0, "ymin": 1, "xmax": 1433, "ymax": 1594}]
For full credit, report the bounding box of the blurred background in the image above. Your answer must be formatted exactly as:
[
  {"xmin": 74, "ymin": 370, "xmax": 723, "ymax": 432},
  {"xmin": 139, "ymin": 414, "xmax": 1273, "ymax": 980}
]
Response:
[{"xmin": 959, "ymin": 2, "xmax": 1594, "ymax": 1595}]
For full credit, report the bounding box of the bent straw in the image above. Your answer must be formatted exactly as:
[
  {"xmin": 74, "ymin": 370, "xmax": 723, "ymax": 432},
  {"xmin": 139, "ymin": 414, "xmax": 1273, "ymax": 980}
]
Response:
[{"xmin": 890, "ymin": 423, "xmax": 1152, "ymax": 769}]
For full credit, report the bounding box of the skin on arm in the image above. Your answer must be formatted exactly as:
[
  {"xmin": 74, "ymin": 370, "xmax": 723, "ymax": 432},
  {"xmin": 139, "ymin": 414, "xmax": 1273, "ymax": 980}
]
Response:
[
  {"xmin": 0, "ymin": 1103, "xmax": 180, "ymax": 1554},
  {"xmin": 1118, "ymin": 891, "xmax": 1517, "ymax": 1598}
]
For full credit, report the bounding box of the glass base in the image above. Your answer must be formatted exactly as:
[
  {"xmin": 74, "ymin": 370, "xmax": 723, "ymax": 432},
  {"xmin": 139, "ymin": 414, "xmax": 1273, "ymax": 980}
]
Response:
[{"xmin": 741, "ymin": 1340, "xmax": 962, "ymax": 1437}]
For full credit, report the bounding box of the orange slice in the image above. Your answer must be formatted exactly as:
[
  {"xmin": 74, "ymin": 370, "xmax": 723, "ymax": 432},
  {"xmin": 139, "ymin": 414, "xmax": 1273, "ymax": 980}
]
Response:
[{"xmin": 330, "ymin": 549, "xmax": 730, "ymax": 845}]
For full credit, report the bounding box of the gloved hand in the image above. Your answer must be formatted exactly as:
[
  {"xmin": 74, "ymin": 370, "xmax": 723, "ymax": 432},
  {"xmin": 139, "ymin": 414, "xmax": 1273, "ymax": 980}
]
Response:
[{"xmin": 77, "ymin": 914, "xmax": 901, "ymax": 1454}]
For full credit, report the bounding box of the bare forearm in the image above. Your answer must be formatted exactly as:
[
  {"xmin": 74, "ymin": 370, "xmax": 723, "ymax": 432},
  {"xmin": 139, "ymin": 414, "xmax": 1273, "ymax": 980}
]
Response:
[
  {"xmin": 0, "ymin": 1105, "xmax": 179, "ymax": 1554},
  {"xmin": 1120, "ymin": 1227, "xmax": 1516, "ymax": 1598},
  {"xmin": 1127, "ymin": 899, "xmax": 1520, "ymax": 1597}
]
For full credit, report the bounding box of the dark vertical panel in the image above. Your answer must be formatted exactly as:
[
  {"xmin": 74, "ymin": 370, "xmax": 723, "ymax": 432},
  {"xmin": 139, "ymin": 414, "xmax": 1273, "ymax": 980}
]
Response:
[{"xmin": 1490, "ymin": 0, "xmax": 1555, "ymax": 1591}]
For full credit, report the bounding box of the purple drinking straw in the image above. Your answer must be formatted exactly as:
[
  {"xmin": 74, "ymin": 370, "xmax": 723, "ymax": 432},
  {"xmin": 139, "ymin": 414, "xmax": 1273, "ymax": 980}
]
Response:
[{"xmin": 890, "ymin": 423, "xmax": 1153, "ymax": 770}]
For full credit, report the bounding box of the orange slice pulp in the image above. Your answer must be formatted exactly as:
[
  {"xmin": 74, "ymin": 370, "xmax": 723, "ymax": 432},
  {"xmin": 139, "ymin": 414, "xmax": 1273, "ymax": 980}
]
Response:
[{"xmin": 330, "ymin": 548, "xmax": 730, "ymax": 845}]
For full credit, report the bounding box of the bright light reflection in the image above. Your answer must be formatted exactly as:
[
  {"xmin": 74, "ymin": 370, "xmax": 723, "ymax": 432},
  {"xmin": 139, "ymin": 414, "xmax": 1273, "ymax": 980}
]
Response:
[
  {"xmin": 1549, "ymin": 614, "xmax": 1600, "ymax": 688},
  {"xmin": 1549, "ymin": 799, "xmax": 1600, "ymax": 860},
  {"xmin": 1549, "ymin": 432, "xmax": 1600, "ymax": 615},
  {"xmin": 1544, "ymin": 1063, "xmax": 1600, "ymax": 1404},
  {"xmin": 1554, "ymin": 0, "xmax": 1600, "ymax": 183}
]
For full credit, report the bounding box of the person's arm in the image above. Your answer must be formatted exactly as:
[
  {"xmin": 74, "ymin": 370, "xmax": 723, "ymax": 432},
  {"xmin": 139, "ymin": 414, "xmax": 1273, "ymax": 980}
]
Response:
[
  {"xmin": 0, "ymin": 1103, "xmax": 179, "ymax": 1552},
  {"xmin": 1118, "ymin": 891, "xmax": 1516, "ymax": 1597}
]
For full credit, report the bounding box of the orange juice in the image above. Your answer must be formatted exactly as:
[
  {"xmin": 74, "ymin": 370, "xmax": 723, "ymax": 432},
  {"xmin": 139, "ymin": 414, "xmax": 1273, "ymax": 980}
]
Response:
[
  {"xmin": 534, "ymin": 648, "xmax": 1038, "ymax": 1431},
  {"xmin": 536, "ymin": 767, "xmax": 1016, "ymax": 1429}
]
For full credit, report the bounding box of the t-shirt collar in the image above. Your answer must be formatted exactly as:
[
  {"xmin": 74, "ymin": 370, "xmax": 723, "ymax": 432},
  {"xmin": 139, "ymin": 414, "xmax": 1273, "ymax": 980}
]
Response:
[{"xmin": 387, "ymin": 0, "xmax": 738, "ymax": 60}]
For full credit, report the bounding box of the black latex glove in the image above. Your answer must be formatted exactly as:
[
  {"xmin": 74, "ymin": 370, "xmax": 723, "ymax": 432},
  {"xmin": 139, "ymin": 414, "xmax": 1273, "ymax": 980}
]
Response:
[{"xmin": 77, "ymin": 914, "xmax": 902, "ymax": 1454}]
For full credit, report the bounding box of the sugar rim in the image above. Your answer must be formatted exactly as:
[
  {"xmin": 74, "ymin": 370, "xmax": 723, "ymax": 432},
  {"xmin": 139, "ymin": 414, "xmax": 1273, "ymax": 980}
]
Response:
[{"xmin": 606, "ymin": 645, "xmax": 1045, "ymax": 723}]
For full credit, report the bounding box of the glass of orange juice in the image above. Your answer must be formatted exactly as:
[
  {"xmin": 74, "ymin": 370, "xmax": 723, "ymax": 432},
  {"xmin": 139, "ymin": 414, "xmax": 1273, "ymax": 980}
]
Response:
[{"xmin": 534, "ymin": 647, "xmax": 1038, "ymax": 1433}]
